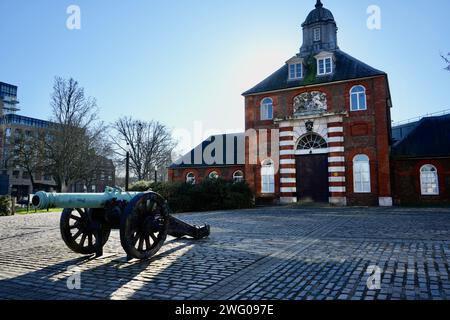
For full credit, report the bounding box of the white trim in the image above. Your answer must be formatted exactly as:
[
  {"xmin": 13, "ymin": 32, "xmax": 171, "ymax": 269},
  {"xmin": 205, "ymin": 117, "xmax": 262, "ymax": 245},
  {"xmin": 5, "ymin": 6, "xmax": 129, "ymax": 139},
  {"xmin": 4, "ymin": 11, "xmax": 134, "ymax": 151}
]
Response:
[
  {"xmin": 280, "ymin": 150, "xmax": 295, "ymax": 156},
  {"xmin": 279, "ymin": 122, "xmax": 294, "ymax": 128},
  {"xmin": 286, "ymin": 56, "xmax": 304, "ymax": 64},
  {"xmin": 288, "ymin": 62, "xmax": 303, "ymax": 81},
  {"xmin": 329, "ymin": 176, "xmax": 346, "ymax": 183},
  {"xmin": 232, "ymin": 170, "xmax": 244, "ymax": 183},
  {"xmin": 313, "ymin": 27, "xmax": 321, "ymax": 42},
  {"xmin": 329, "ymin": 147, "xmax": 345, "ymax": 153},
  {"xmin": 260, "ymin": 97, "xmax": 273, "ymax": 121},
  {"xmin": 329, "ymin": 166, "xmax": 345, "ymax": 173},
  {"xmin": 316, "ymin": 55, "xmax": 333, "ymax": 76},
  {"xmin": 280, "ymin": 131, "xmax": 294, "ymax": 137},
  {"xmin": 420, "ymin": 164, "xmax": 440, "ymax": 196},
  {"xmin": 280, "ymin": 159, "xmax": 296, "ymax": 165},
  {"xmin": 279, "ymin": 140, "xmax": 295, "ymax": 147},
  {"xmin": 350, "ymin": 85, "xmax": 367, "ymax": 112},
  {"xmin": 280, "ymin": 197, "xmax": 297, "ymax": 204},
  {"xmin": 328, "ymin": 157, "xmax": 345, "ymax": 163},
  {"xmin": 327, "ymin": 136, "xmax": 344, "ymax": 143},
  {"xmin": 261, "ymin": 158, "xmax": 275, "ymax": 194},
  {"xmin": 329, "ymin": 186, "xmax": 346, "ymax": 193},
  {"xmin": 280, "ymin": 178, "xmax": 296, "ymax": 184},
  {"xmin": 186, "ymin": 172, "xmax": 196, "ymax": 185},
  {"xmin": 281, "ymin": 187, "xmax": 297, "ymax": 193},
  {"xmin": 295, "ymin": 148, "xmax": 329, "ymax": 155},
  {"xmin": 328, "ymin": 127, "xmax": 343, "ymax": 133},
  {"xmin": 314, "ymin": 51, "xmax": 334, "ymax": 59},
  {"xmin": 353, "ymin": 154, "xmax": 371, "ymax": 194},
  {"xmin": 280, "ymin": 168, "xmax": 296, "ymax": 174}
]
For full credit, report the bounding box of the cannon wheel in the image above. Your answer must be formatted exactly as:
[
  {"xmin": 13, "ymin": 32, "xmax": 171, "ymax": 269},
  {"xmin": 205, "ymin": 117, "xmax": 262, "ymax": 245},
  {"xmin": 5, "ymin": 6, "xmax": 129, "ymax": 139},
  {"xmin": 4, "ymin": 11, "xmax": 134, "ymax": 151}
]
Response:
[
  {"xmin": 60, "ymin": 208, "xmax": 111, "ymax": 255},
  {"xmin": 120, "ymin": 192, "xmax": 169, "ymax": 260}
]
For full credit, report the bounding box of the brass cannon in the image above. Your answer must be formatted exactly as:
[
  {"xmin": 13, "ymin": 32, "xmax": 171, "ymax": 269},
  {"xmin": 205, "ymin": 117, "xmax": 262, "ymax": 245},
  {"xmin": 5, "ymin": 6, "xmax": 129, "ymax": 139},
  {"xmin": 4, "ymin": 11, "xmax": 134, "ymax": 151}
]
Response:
[{"xmin": 32, "ymin": 187, "xmax": 210, "ymax": 260}]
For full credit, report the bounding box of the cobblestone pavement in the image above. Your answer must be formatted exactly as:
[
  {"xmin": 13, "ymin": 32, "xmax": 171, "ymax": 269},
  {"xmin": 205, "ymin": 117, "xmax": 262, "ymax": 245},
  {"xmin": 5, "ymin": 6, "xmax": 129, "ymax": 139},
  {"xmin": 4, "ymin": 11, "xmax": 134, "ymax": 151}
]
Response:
[{"xmin": 0, "ymin": 207, "xmax": 449, "ymax": 300}]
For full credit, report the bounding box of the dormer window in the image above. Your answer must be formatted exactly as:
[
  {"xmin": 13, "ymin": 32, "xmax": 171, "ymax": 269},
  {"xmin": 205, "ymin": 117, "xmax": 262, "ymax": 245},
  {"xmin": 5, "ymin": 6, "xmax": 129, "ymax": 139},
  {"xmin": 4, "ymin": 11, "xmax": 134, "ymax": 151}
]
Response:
[
  {"xmin": 315, "ymin": 52, "xmax": 334, "ymax": 76},
  {"xmin": 318, "ymin": 57, "xmax": 332, "ymax": 75},
  {"xmin": 286, "ymin": 56, "xmax": 304, "ymax": 81},
  {"xmin": 289, "ymin": 63, "xmax": 303, "ymax": 80},
  {"xmin": 313, "ymin": 28, "xmax": 321, "ymax": 42}
]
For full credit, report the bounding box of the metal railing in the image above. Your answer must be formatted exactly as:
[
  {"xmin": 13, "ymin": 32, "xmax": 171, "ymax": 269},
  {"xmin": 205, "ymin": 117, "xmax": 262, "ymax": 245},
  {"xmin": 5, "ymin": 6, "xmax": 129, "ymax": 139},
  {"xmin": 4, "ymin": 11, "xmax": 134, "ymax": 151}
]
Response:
[{"xmin": 392, "ymin": 108, "xmax": 450, "ymax": 127}]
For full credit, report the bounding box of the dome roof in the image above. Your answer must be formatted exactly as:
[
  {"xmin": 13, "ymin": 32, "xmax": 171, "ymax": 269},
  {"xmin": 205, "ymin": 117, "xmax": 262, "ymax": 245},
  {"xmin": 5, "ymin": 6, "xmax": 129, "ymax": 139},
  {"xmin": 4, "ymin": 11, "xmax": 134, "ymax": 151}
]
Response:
[{"xmin": 302, "ymin": 0, "xmax": 335, "ymax": 27}]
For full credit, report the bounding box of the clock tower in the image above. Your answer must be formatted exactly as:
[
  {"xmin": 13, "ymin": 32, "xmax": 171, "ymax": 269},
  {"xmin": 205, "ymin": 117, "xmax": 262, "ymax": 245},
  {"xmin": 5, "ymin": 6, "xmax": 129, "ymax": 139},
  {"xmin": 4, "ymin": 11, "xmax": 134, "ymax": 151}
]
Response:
[{"xmin": 242, "ymin": 1, "xmax": 393, "ymax": 207}]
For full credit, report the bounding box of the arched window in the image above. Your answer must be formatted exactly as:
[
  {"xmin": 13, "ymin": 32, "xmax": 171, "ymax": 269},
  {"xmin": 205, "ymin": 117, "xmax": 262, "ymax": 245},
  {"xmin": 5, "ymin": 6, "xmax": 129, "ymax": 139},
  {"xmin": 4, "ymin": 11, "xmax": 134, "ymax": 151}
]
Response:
[
  {"xmin": 260, "ymin": 98, "xmax": 273, "ymax": 121},
  {"xmin": 353, "ymin": 155, "xmax": 371, "ymax": 193},
  {"xmin": 261, "ymin": 159, "xmax": 275, "ymax": 194},
  {"xmin": 208, "ymin": 171, "xmax": 219, "ymax": 180},
  {"xmin": 350, "ymin": 85, "xmax": 367, "ymax": 111},
  {"xmin": 233, "ymin": 170, "xmax": 244, "ymax": 183},
  {"xmin": 420, "ymin": 165, "xmax": 439, "ymax": 195},
  {"xmin": 297, "ymin": 133, "xmax": 328, "ymax": 150},
  {"xmin": 186, "ymin": 172, "xmax": 196, "ymax": 184}
]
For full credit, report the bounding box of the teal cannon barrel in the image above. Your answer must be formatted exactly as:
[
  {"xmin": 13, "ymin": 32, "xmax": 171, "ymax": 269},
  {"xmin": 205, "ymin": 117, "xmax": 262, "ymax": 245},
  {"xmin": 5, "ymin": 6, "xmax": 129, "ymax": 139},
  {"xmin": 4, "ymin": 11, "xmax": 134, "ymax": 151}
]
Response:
[{"xmin": 32, "ymin": 186, "xmax": 142, "ymax": 210}]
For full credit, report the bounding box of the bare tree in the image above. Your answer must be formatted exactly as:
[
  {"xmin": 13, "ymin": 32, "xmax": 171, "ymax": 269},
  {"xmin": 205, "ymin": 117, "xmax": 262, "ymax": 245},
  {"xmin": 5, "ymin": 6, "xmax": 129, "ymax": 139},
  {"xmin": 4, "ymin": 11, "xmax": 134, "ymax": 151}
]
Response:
[
  {"xmin": 7, "ymin": 129, "xmax": 46, "ymax": 191},
  {"xmin": 45, "ymin": 77, "xmax": 108, "ymax": 192},
  {"xmin": 442, "ymin": 53, "xmax": 450, "ymax": 72},
  {"xmin": 111, "ymin": 117, "xmax": 176, "ymax": 181}
]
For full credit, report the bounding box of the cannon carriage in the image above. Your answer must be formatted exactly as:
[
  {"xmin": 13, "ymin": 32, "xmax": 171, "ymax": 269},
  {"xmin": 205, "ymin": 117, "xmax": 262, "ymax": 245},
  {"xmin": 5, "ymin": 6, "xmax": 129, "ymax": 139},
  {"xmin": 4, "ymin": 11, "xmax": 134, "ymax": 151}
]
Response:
[{"xmin": 32, "ymin": 187, "xmax": 210, "ymax": 260}]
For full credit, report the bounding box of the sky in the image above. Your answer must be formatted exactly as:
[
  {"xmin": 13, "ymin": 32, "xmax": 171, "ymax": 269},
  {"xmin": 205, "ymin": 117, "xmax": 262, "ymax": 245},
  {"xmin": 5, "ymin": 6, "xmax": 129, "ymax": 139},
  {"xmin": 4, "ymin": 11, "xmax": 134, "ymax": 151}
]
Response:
[{"xmin": 1, "ymin": 0, "xmax": 449, "ymax": 153}]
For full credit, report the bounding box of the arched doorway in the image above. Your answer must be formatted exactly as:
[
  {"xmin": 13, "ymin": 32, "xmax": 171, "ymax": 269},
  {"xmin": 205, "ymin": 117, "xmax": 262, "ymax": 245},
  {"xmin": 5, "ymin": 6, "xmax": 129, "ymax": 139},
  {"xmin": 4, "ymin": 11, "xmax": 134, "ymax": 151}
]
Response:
[{"xmin": 295, "ymin": 133, "xmax": 329, "ymax": 203}]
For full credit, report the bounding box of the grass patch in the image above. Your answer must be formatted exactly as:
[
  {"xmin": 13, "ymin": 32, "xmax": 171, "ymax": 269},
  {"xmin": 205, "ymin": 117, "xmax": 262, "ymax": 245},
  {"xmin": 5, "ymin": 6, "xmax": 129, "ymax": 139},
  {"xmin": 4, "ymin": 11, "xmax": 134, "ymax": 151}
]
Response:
[{"xmin": 16, "ymin": 208, "xmax": 63, "ymax": 215}]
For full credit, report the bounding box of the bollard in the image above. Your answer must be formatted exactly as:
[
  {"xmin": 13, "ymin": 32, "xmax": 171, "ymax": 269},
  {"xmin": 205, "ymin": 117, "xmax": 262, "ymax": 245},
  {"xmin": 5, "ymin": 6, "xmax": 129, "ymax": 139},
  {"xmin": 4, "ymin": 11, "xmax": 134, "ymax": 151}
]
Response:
[{"xmin": 11, "ymin": 197, "xmax": 16, "ymax": 216}]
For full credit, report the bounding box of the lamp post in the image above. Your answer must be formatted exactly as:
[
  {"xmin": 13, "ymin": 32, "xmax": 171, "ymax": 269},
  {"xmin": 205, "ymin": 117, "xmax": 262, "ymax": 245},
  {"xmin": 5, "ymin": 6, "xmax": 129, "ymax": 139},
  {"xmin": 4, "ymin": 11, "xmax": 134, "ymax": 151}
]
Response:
[
  {"xmin": 154, "ymin": 165, "xmax": 158, "ymax": 184},
  {"xmin": 125, "ymin": 146, "xmax": 130, "ymax": 192}
]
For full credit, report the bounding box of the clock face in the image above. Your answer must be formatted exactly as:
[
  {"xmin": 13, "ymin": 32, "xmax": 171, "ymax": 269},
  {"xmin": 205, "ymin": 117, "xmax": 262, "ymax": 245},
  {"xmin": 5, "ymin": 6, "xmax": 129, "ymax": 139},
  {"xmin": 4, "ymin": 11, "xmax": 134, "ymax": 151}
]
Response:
[{"xmin": 293, "ymin": 91, "xmax": 327, "ymax": 115}]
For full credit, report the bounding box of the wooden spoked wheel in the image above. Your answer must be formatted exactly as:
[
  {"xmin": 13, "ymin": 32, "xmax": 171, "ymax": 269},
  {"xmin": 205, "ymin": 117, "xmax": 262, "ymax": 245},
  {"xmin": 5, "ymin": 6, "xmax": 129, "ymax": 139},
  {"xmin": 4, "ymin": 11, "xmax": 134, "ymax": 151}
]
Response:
[
  {"xmin": 60, "ymin": 208, "xmax": 111, "ymax": 255},
  {"xmin": 120, "ymin": 192, "xmax": 169, "ymax": 260}
]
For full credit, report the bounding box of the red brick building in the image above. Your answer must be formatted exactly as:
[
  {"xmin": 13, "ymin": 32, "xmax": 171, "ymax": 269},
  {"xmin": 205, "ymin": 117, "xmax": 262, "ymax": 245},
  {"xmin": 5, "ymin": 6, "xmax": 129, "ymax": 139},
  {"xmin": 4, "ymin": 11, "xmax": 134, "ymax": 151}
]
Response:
[
  {"xmin": 240, "ymin": 0, "xmax": 393, "ymax": 206},
  {"xmin": 391, "ymin": 114, "xmax": 450, "ymax": 206},
  {"xmin": 168, "ymin": 133, "xmax": 245, "ymax": 185},
  {"xmin": 169, "ymin": 1, "xmax": 449, "ymax": 207}
]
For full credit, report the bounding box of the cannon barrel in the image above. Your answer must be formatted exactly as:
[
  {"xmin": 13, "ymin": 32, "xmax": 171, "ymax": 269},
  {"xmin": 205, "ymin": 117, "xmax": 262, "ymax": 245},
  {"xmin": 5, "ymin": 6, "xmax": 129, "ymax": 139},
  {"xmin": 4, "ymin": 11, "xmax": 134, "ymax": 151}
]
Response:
[{"xmin": 32, "ymin": 187, "xmax": 142, "ymax": 210}]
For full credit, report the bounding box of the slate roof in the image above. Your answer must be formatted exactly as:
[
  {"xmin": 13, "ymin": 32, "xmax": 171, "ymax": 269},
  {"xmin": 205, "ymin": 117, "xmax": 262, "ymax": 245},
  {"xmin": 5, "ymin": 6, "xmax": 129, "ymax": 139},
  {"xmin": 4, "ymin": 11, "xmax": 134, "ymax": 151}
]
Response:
[
  {"xmin": 242, "ymin": 50, "xmax": 386, "ymax": 96},
  {"xmin": 391, "ymin": 114, "xmax": 450, "ymax": 158},
  {"xmin": 169, "ymin": 133, "xmax": 245, "ymax": 169}
]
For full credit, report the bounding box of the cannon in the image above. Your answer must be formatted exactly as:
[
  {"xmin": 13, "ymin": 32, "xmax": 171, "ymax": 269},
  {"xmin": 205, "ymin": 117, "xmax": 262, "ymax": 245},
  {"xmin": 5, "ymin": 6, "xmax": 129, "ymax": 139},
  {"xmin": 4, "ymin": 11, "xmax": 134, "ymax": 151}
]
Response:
[{"xmin": 32, "ymin": 187, "xmax": 210, "ymax": 260}]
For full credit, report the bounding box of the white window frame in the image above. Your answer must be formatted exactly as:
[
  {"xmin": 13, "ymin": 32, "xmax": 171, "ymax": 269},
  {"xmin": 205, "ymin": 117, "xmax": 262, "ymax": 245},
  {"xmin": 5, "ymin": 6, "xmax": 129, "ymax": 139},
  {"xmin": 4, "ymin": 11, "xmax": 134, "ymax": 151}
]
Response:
[
  {"xmin": 260, "ymin": 98, "xmax": 273, "ymax": 121},
  {"xmin": 317, "ymin": 57, "xmax": 333, "ymax": 75},
  {"xmin": 261, "ymin": 159, "xmax": 275, "ymax": 194},
  {"xmin": 233, "ymin": 170, "xmax": 244, "ymax": 183},
  {"xmin": 353, "ymin": 155, "xmax": 371, "ymax": 193},
  {"xmin": 289, "ymin": 63, "xmax": 303, "ymax": 80},
  {"xmin": 313, "ymin": 28, "xmax": 321, "ymax": 42},
  {"xmin": 350, "ymin": 85, "xmax": 367, "ymax": 111},
  {"xmin": 420, "ymin": 165, "xmax": 439, "ymax": 196},
  {"xmin": 186, "ymin": 172, "xmax": 196, "ymax": 184},
  {"xmin": 208, "ymin": 171, "xmax": 219, "ymax": 180}
]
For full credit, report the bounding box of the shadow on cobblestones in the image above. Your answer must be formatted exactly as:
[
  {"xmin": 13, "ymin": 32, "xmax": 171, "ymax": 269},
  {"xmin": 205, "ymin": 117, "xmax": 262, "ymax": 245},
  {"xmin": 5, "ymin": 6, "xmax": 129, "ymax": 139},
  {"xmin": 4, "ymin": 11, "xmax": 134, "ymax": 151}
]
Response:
[{"xmin": 0, "ymin": 240, "xmax": 195, "ymax": 300}]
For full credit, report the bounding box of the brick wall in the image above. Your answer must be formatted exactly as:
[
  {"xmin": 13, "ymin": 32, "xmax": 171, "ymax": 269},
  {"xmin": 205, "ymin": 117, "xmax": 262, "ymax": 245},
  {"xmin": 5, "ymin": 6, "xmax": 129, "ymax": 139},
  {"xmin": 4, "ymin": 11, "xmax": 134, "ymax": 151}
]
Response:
[
  {"xmin": 391, "ymin": 158, "xmax": 450, "ymax": 206},
  {"xmin": 169, "ymin": 166, "xmax": 245, "ymax": 184}
]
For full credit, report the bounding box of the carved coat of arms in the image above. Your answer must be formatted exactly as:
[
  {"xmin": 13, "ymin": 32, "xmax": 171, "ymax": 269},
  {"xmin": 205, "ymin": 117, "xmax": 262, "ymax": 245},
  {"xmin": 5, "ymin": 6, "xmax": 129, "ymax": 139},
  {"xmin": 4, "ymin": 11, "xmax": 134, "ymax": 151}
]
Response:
[{"xmin": 293, "ymin": 91, "xmax": 327, "ymax": 115}]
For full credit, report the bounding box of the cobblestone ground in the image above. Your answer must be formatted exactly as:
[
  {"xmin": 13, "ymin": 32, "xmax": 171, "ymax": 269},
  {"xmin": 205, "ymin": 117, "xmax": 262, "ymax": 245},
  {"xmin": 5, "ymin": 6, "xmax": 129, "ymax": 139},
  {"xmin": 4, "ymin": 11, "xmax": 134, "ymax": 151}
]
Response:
[{"xmin": 0, "ymin": 207, "xmax": 449, "ymax": 300}]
